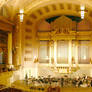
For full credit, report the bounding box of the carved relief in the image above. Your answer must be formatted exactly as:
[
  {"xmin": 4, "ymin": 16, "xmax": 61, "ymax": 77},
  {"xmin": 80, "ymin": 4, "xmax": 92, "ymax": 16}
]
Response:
[
  {"xmin": 51, "ymin": 16, "xmax": 72, "ymax": 35},
  {"xmin": 37, "ymin": 16, "xmax": 92, "ymax": 41}
]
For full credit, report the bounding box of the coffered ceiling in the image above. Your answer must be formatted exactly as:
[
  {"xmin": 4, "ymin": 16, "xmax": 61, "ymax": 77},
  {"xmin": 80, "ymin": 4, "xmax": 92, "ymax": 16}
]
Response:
[{"xmin": 0, "ymin": 0, "xmax": 92, "ymax": 21}]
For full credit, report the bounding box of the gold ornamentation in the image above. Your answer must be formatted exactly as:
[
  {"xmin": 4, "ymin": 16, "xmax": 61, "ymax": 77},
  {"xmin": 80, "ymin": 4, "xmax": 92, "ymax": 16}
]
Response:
[{"xmin": 51, "ymin": 16, "xmax": 72, "ymax": 35}]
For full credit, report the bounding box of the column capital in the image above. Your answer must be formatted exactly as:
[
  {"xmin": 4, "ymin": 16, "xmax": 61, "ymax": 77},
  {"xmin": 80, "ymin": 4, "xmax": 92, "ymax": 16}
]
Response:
[
  {"xmin": 68, "ymin": 40, "xmax": 72, "ymax": 73},
  {"xmin": 49, "ymin": 40, "xmax": 54, "ymax": 46}
]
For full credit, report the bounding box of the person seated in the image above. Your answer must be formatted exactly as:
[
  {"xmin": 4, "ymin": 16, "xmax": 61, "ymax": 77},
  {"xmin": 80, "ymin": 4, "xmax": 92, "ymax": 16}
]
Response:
[
  {"xmin": 47, "ymin": 85, "xmax": 60, "ymax": 92},
  {"xmin": 78, "ymin": 80, "xmax": 83, "ymax": 87},
  {"xmin": 90, "ymin": 80, "xmax": 92, "ymax": 87}
]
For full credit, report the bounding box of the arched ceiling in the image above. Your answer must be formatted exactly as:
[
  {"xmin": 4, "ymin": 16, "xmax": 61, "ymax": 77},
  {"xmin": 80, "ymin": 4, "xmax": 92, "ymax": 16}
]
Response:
[{"xmin": 0, "ymin": 0, "xmax": 92, "ymax": 22}]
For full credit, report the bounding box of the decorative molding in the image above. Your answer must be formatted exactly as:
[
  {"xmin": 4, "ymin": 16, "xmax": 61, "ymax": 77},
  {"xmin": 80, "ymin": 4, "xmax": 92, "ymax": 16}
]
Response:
[
  {"xmin": 0, "ymin": 16, "xmax": 14, "ymax": 32},
  {"xmin": 37, "ymin": 16, "xmax": 92, "ymax": 41}
]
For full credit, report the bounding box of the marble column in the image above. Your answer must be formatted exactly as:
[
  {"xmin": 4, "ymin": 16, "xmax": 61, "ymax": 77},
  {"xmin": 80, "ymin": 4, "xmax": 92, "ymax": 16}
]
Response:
[
  {"xmin": 8, "ymin": 32, "xmax": 12, "ymax": 67},
  {"xmin": 54, "ymin": 40, "xmax": 57, "ymax": 65},
  {"xmin": 75, "ymin": 41, "xmax": 78, "ymax": 66},
  {"xmin": 18, "ymin": 21, "xmax": 25, "ymax": 67},
  {"xmin": 68, "ymin": 40, "xmax": 72, "ymax": 73},
  {"xmin": 49, "ymin": 41, "xmax": 52, "ymax": 65},
  {"xmin": 13, "ymin": 14, "xmax": 25, "ymax": 68},
  {"xmin": 18, "ymin": 22, "xmax": 22, "ymax": 66}
]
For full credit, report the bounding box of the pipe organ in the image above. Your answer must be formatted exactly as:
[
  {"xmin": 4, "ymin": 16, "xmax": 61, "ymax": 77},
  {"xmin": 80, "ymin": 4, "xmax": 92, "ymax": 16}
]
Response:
[{"xmin": 36, "ymin": 16, "xmax": 92, "ymax": 74}]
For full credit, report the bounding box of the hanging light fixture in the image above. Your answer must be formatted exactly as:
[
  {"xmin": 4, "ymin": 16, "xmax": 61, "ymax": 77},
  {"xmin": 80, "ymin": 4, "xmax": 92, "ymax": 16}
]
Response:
[
  {"xmin": 80, "ymin": 5, "xmax": 88, "ymax": 19},
  {"xmin": 80, "ymin": 5, "xmax": 85, "ymax": 19},
  {"xmin": 19, "ymin": 9, "xmax": 24, "ymax": 22}
]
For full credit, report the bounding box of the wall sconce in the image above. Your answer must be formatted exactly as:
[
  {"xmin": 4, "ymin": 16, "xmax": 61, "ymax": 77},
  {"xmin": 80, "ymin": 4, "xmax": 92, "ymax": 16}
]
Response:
[
  {"xmin": 34, "ymin": 56, "xmax": 38, "ymax": 63},
  {"xmin": 72, "ymin": 56, "xmax": 75, "ymax": 63},
  {"xmin": 12, "ymin": 46, "xmax": 19, "ymax": 54},
  {"xmin": 90, "ymin": 58, "xmax": 92, "ymax": 64}
]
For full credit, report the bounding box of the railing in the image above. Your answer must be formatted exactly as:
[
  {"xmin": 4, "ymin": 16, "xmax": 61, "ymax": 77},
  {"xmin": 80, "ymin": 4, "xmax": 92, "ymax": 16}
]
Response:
[{"xmin": 50, "ymin": 66, "xmax": 80, "ymax": 74}]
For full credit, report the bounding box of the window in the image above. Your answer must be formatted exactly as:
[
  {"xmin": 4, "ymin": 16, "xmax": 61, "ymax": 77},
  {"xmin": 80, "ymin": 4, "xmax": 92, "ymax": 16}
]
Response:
[
  {"xmin": 57, "ymin": 40, "xmax": 68, "ymax": 64},
  {"xmin": 78, "ymin": 41, "xmax": 90, "ymax": 64},
  {"xmin": 38, "ymin": 41, "xmax": 49, "ymax": 63}
]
